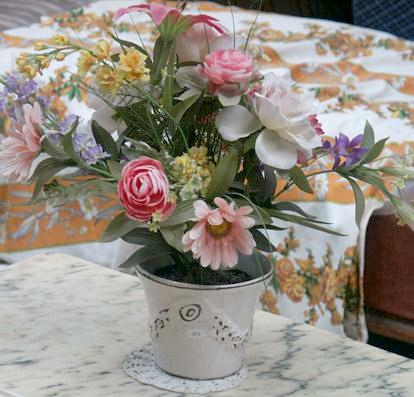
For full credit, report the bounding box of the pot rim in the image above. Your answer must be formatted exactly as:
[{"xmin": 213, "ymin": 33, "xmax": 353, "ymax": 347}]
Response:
[{"xmin": 135, "ymin": 264, "xmax": 273, "ymax": 291}]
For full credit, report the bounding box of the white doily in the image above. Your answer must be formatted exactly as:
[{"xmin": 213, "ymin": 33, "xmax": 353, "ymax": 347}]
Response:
[{"xmin": 122, "ymin": 343, "xmax": 248, "ymax": 394}]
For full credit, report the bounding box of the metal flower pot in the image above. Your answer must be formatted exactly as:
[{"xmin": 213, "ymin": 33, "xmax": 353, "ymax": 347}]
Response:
[{"xmin": 136, "ymin": 256, "xmax": 272, "ymax": 380}]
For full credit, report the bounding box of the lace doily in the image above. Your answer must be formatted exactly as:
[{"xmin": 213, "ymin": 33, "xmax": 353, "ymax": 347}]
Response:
[{"xmin": 122, "ymin": 343, "xmax": 248, "ymax": 394}]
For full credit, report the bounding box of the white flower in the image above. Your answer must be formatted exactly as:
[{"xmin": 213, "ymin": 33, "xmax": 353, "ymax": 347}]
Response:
[
  {"xmin": 89, "ymin": 93, "xmax": 126, "ymax": 134},
  {"xmin": 215, "ymin": 73, "xmax": 322, "ymax": 169}
]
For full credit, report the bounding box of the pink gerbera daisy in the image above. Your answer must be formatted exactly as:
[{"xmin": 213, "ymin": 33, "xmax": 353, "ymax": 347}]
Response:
[
  {"xmin": 0, "ymin": 102, "xmax": 42, "ymax": 181},
  {"xmin": 182, "ymin": 197, "xmax": 256, "ymax": 270}
]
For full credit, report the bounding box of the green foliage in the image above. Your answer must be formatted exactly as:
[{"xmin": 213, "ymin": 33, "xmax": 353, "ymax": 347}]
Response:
[
  {"xmin": 160, "ymin": 224, "xmax": 185, "ymax": 252},
  {"xmin": 101, "ymin": 212, "xmax": 139, "ymax": 242},
  {"xmin": 91, "ymin": 120, "xmax": 119, "ymax": 160},
  {"xmin": 206, "ymin": 148, "xmax": 239, "ymax": 199},
  {"xmin": 160, "ymin": 199, "xmax": 196, "ymax": 227},
  {"xmin": 361, "ymin": 120, "xmax": 375, "ymax": 149},
  {"xmin": 359, "ymin": 138, "xmax": 388, "ymax": 165},
  {"xmin": 120, "ymin": 243, "xmax": 174, "ymax": 268},
  {"xmin": 29, "ymin": 158, "xmax": 69, "ymax": 200},
  {"xmin": 344, "ymin": 176, "xmax": 365, "ymax": 227},
  {"xmin": 289, "ymin": 166, "xmax": 313, "ymax": 194}
]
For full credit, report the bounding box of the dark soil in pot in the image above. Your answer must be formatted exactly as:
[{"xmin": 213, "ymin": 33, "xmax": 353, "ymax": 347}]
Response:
[{"xmin": 154, "ymin": 264, "xmax": 252, "ymax": 285}]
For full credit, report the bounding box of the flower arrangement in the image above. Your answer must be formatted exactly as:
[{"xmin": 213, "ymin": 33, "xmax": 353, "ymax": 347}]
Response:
[{"xmin": 1, "ymin": 2, "xmax": 413, "ymax": 284}]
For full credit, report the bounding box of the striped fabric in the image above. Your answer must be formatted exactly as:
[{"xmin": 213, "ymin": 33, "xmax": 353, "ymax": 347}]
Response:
[{"xmin": 0, "ymin": 0, "xmax": 96, "ymax": 31}]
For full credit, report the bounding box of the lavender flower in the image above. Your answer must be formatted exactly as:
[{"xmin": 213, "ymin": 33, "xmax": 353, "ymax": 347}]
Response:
[
  {"xmin": 323, "ymin": 133, "xmax": 368, "ymax": 169},
  {"xmin": 44, "ymin": 114, "xmax": 78, "ymax": 146},
  {"xmin": 0, "ymin": 94, "xmax": 5, "ymax": 113},
  {"xmin": 73, "ymin": 123, "xmax": 109, "ymax": 165},
  {"xmin": 4, "ymin": 73, "xmax": 37, "ymax": 100}
]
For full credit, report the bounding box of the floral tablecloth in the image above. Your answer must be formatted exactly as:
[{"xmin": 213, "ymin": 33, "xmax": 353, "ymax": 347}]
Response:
[{"xmin": 1, "ymin": 1, "xmax": 413, "ymax": 340}]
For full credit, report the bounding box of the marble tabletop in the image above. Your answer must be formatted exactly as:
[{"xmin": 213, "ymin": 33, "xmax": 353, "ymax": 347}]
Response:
[{"xmin": 0, "ymin": 253, "xmax": 413, "ymax": 397}]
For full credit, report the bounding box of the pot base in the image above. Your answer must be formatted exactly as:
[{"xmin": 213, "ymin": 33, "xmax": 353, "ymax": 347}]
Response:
[{"xmin": 122, "ymin": 343, "xmax": 248, "ymax": 394}]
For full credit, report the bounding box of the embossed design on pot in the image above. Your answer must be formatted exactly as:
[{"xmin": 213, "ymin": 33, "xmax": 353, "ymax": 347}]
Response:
[
  {"xmin": 149, "ymin": 308, "xmax": 170, "ymax": 339},
  {"xmin": 179, "ymin": 304, "xmax": 202, "ymax": 322}
]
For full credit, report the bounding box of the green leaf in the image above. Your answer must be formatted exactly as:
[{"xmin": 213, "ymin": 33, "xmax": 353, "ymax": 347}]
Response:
[
  {"xmin": 100, "ymin": 212, "xmax": 139, "ymax": 242},
  {"xmin": 41, "ymin": 137, "xmax": 69, "ymax": 160},
  {"xmin": 273, "ymin": 201, "xmax": 317, "ymax": 219},
  {"xmin": 110, "ymin": 33, "xmax": 151, "ymax": 62},
  {"xmin": 350, "ymin": 167, "xmax": 390, "ymax": 197},
  {"xmin": 243, "ymin": 132, "xmax": 259, "ymax": 153},
  {"xmin": 29, "ymin": 158, "xmax": 68, "ymax": 200},
  {"xmin": 361, "ymin": 120, "xmax": 375, "ymax": 149},
  {"xmin": 289, "ymin": 166, "xmax": 313, "ymax": 194},
  {"xmin": 251, "ymin": 229, "xmax": 276, "ymax": 252},
  {"xmin": 171, "ymin": 94, "xmax": 200, "ymax": 123},
  {"xmin": 206, "ymin": 148, "xmax": 239, "ymax": 199},
  {"xmin": 91, "ymin": 120, "xmax": 119, "ymax": 160},
  {"xmin": 121, "ymin": 228, "xmax": 164, "ymax": 245},
  {"xmin": 232, "ymin": 198, "xmax": 273, "ymax": 225},
  {"xmin": 160, "ymin": 199, "xmax": 196, "ymax": 227},
  {"xmin": 160, "ymin": 224, "xmax": 185, "ymax": 252},
  {"xmin": 150, "ymin": 37, "xmax": 170, "ymax": 85},
  {"xmin": 268, "ymin": 209, "xmax": 345, "ymax": 236},
  {"xmin": 120, "ymin": 244, "xmax": 174, "ymax": 268},
  {"xmin": 61, "ymin": 127, "xmax": 79, "ymax": 162},
  {"xmin": 107, "ymin": 160, "xmax": 123, "ymax": 179},
  {"xmin": 360, "ymin": 137, "xmax": 388, "ymax": 164},
  {"xmin": 263, "ymin": 166, "xmax": 277, "ymax": 202},
  {"xmin": 345, "ymin": 177, "xmax": 365, "ymax": 227}
]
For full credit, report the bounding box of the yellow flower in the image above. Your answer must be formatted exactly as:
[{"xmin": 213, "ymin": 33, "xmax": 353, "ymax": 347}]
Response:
[
  {"xmin": 77, "ymin": 51, "xmax": 97, "ymax": 76},
  {"xmin": 51, "ymin": 34, "xmax": 69, "ymax": 46},
  {"xmin": 119, "ymin": 48, "xmax": 149, "ymax": 81},
  {"xmin": 95, "ymin": 65, "xmax": 122, "ymax": 95},
  {"xmin": 34, "ymin": 41, "xmax": 48, "ymax": 51},
  {"xmin": 189, "ymin": 146, "xmax": 208, "ymax": 164},
  {"xmin": 39, "ymin": 57, "xmax": 51, "ymax": 69},
  {"xmin": 93, "ymin": 39, "xmax": 110, "ymax": 61},
  {"xmin": 16, "ymin": 53, "xmax": 37, "ymax": 78}
]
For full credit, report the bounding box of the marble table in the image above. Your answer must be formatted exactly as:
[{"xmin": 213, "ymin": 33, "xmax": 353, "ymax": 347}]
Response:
[{"xmin": 1, "ymin": 254, "xmax": 413, "ymax": 397}]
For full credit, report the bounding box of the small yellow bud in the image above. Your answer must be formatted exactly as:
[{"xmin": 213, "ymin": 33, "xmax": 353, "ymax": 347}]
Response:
[
  {"xmin": 34, "ymin": 41, "xmax": 48, "ymax": 51},
  {"xmin": 55, "ymin": 53, "xmax": 66, "ymax": 62},
  {"xmin": 51, "ymin": 34, "xmax": 69, "ymax": 46}
]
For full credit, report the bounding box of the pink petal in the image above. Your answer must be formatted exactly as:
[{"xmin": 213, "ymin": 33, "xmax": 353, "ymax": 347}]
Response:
[
  {"xmin": 207, "ymin": 210, "xmax": 223, "ymax": 225},
  {"xmin": 193, "ymin": 200, "xmax": 211, "ymax": 219},
  {"xmin": 113, "ymin": 4, "xmax": 150, "ymax": 20}
]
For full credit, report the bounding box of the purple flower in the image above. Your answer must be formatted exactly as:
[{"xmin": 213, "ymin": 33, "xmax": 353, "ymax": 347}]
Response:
[
  {"xmin": 37, "ymin": 95, "xmax": 51, "ymax": 109},
  {"xmin": 0, "ymin": 94, "xmax": 5, "ymax": 113},
  {"xmin": 4, "ymin": 73, "xmax": 37, "ymax": 100},
  {"xmin": 73, "ymin": 123, "xmax": 109, "ymax": 165},
  {"xmin": 323, "ymin": 133, "xmax": 369, "ymax": 169},
  {"xmin": 59, "ymin": 114, "xmax": 77, "ymax": 132}
]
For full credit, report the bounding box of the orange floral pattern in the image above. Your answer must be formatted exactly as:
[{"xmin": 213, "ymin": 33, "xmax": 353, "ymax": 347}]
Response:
[{"xmin": 262, "ymin": 228, "xmax": 361, "ymax": 328}]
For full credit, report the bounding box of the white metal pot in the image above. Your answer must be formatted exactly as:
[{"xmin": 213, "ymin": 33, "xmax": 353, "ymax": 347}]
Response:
[{"xmin": 136, "ymin": 256, "xmax": 273, "ymax": 380}]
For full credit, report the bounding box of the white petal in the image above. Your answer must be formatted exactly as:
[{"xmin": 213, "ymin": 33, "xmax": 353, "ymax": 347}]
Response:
[
  {"xmin": 176, "ymin": 88, "xmax": 201, "ymax": 101},
  {"xmin": 255, "ymin": 129, "xmax": 298, "ymax": 169},
  {"xmin": 218, "ymin": 94, "xmax": 241, "ymax": 107},
  {"xmin": 215, "ymin": 105, "xmax": 261, "ymax": 142}
]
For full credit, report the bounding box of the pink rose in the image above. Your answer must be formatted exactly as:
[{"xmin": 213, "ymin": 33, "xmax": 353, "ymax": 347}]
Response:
[
  {"xmin": 198, "ymin": 49, "xmax": 255, "ymax": 104},
  {"xmin": 118, "ymin": 157, "xmax": 175, "ymax": 222}
]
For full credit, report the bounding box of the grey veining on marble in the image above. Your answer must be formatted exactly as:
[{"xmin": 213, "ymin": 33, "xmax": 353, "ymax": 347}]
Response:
[{"xmin": 0, "ymin": 253, "xmax": 413, "ymax": 397}]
